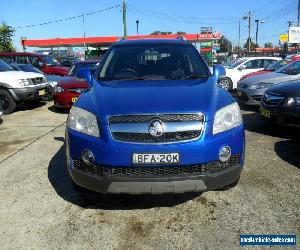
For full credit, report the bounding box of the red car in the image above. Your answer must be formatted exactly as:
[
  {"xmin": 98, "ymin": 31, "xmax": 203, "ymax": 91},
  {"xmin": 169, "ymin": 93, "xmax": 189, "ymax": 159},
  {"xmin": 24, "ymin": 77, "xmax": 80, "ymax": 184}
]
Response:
[
  {"xmin": 54, "ymin": 60, "xmax": 99, "ymax": 108},
  {"xmin": 240, "ymin": 56, "xmax": 300, "ymax": 81},
  {"xmin": 0, "ymin": 52, "xmax": 69, "ymax": 76}
]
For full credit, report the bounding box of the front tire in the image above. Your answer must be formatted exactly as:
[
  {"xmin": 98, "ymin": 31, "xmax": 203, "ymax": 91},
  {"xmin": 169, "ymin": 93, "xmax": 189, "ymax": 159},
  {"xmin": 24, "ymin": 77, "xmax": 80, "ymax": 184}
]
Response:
[
  {"xmin": 0, "ymin": 89, "xmax": 16, "ymax": 114},
  {"xmin": 218, "ymin": 77, "xmax": 233, "ymax": 91}
]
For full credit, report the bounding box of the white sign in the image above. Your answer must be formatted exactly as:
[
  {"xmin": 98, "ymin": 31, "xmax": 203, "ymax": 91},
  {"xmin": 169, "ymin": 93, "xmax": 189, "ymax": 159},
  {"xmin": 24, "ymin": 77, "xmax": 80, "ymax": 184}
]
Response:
[{"xmin": 288, "ymin": 27, "xmax": 300, "ymax": 43}]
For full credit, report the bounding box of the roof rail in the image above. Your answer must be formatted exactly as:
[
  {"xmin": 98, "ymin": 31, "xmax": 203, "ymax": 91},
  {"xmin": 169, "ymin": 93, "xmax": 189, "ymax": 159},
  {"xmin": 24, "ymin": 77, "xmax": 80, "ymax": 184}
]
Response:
[
  {"xmin": 116, "ymin": 37, "xmax": 127, "ymax": 42},
  {"xmin": 176, "ymin": 35, "xmax": 187, "ymax": 41}
]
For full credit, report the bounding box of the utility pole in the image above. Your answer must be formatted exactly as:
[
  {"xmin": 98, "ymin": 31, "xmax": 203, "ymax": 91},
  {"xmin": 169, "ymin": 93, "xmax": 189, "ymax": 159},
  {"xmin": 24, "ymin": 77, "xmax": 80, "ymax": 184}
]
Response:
[
  {"xmin": 136, "ymin": 20, "xmax": 139, "ymax": 36},
  {"xmin": 243, "ymin": 11, "xmax": 252, "ymax": 54},
  {"xmin": 123, "ymin": 0, "xmax": 127, "ymax": 38},
  {"xmin": 298, "ymin": 0, "xmax": 300, "ymax": 26},
  {"xmin": 238, "ymin": 19, "xmax": 241, "ymax": 55},
  {"xmin": 82, "ymin": 14, "xmax": 86, "ymax": 59}
]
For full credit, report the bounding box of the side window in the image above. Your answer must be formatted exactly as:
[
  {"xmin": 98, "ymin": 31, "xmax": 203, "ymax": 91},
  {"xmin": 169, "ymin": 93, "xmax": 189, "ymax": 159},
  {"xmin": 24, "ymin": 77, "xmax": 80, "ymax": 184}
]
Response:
[
  {"xmin": 31, "ymin": 57, "xmax": 44, "ymax": 68},
  {"xmin": 16, "ymin": 56, "xmax": 29, "ymax": 64},
  {"xmin": 263, "ymin": 59, "xmax": 276, "ymax": 68},
  {"xmin": 244, "ymin": 59, "xmax": 262, "ymax": 69}
]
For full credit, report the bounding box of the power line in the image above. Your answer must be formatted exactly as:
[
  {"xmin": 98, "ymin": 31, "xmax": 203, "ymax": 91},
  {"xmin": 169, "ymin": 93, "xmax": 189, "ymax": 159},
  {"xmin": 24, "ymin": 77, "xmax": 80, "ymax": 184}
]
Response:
[
  {"xmin": 14, "ymin": 5, "xmax": 121, "ymax": 29},
  {"xmin": 127, "ymin": 4, "xmax": 237, "ymax": 25}
]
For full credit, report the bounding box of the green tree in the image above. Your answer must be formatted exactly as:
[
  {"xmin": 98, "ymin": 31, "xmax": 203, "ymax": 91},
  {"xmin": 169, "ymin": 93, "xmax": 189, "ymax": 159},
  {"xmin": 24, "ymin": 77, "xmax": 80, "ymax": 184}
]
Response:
[
  {"xmin": 243, "ymin": 38, "xmax": 259, "ymax": 51},
  {"xmin": 264, "ymin": 42, "xmax": 273, "ymax": 48},
  {"xmin": 150, "ymin": 31, "xmax": 172, "ymax": 35},
  {"xmin": 220, "ymin": 35, "xmax": 232, "ymax": 53},
  {"xmin": 0, "ymin": 22, "xmax": 15, "ymax": 52}
]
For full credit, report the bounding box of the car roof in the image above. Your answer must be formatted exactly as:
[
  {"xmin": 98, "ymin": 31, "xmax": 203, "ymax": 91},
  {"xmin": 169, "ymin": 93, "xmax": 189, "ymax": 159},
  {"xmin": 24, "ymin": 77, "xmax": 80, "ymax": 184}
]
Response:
[{"xmin": 113, "ymin": 38, "xmax": 189, "ymax": 46}]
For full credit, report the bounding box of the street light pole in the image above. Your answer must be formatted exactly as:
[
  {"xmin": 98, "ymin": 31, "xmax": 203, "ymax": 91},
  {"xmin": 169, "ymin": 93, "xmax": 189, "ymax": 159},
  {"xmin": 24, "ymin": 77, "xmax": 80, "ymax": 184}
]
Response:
[
  {"xmin": 136, "ymin": 20, "xmax": 139, "ymax": 36},
  {"xmin": 255, "ymin": 19, "xmax": 264, "ymax": 46},
  {"xmin": 82, "ymin": 14, "xmax": 86, "ymax": 59}
]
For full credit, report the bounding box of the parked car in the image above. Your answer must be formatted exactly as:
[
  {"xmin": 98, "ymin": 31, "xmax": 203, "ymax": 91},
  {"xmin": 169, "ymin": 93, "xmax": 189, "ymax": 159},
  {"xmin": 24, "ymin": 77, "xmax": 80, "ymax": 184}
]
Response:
[
  {"xmin": 237, "ymin": 59, "xmax": 300, "ymax": 106},
  {"xmin": 0, "ymin": 59, "xmax": 50, "ymax": 114},
  {"xmin": 219, "ymin": 57, "xmax": 281, "ymax": 90},
  {"xmin": 56, "ymin": 56, "xmax": 81, "ymax": 68},
  {"xmin": 259, "ymin": 80, "xmax": 300, "ymax": 124},
  {"xmin": 0, "ymin": 52, "xmax": 69, "ymax": 76},
  {"xmin": 239, "ymin": 56, "xmax": 300, "ymax": 81},
  {"xmin": 10, "ymin": 63, "xmax": 63, "ymax": 101},
  {"xmin": 65, "ymin": 38, "xmax": 245, "ymax": 194},
  {"xmin": 54, "ymin": 60, "xmax": 99, "ymax": 108}
]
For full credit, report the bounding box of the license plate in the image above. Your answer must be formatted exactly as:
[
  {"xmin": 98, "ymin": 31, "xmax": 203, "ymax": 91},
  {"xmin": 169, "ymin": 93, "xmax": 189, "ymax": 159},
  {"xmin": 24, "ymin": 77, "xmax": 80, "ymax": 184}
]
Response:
[
  {"xmin": 72, "ymin": 97, "xmax": 78, "ymax": 103},
  {"xmin": 132, "ymin": 153, "xmax": 180, "ymax": 164},
  {"xmin": 260, "ymin": 107, "xmax": 271, "ymax": 118},
  {"xmin": 38, "ymin": 89, "xmax": 46, "ymax": 96}
]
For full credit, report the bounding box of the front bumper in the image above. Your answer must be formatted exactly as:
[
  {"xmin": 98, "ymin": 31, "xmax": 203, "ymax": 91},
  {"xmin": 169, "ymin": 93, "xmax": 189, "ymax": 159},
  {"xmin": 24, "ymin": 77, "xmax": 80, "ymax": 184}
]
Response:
[
  {"xmin": 260, "ymin": 103, "xmax": 300, "ymax": 123},
  {"xmin": 66, "ymin": 122, "xmax": 245, "ymax": 194},
  {"xmin": 54, "ymin": 92, "xmax": 79, "ymax": 108},
  {"xmin": 8, "ymin": 84, "xmax": 50, "ymax": 102},
  {"xmin": 236, "ymin": 88, "xmax": 265, "ymax": 106},
  {"xmin": 68, "ymin": 159, "xmax": 242, "ymax": 194}
]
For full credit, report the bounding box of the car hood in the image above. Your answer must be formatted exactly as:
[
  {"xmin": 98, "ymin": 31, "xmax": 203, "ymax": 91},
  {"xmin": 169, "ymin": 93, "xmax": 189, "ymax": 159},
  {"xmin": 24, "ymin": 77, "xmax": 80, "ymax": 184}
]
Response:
[
  {"xmin": 267, "ymin": 80, "xmax": 300, "ymax": 96},
  {"xmin": 0, "ymin": 70, "xmax": 44, "ymax": 81},
  {"xmin": 240, "ymin": 72, "xmax": 300, "ymax": 85},
  {"xmin": 57, "ymin": 76, "xmax": 88, "ymax": 88},
  {"xmin": 77, "ymin": 78, "xmax": 235, "ymax": 123}
]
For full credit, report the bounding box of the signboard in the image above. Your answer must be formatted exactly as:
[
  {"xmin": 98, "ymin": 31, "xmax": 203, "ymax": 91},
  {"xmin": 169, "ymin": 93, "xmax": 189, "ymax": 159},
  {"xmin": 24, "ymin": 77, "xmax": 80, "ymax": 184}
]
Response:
[
  {"xmin": 288, "ymin": 27, "xmax": 300, "ymax": 43},
  {"xmin": 200, "ymin": 47, "xmax": 212, "ymax": 52},
  {"xmin": 279, "ymin": 33, "xmax": 288, "ymax": 43},
  {"xmin": 201, "ymin": 27, "xmax": 212, "ymax": 33},
  {"xmin": 198, "ymin": 33, "xmax": 220, "ymax": 40},
  {"xmin": 200, "ymin": 42, "xmax": 212, "ymax": 47}
]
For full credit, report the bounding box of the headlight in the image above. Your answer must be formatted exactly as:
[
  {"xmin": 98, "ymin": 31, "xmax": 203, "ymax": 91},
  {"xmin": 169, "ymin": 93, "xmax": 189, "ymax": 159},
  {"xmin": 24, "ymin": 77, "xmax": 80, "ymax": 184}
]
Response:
[
  {"xmin": 213, "ymin": 102, "xmax": 242, "ymax": 134},
  {"xmin": 17, "ymin": 79, "xmax": 31, "ymax": 86},
  {"xmin": 67, "ymin": 106, "xmax": 100, "ymax": 137},
  {"xmin": 248, "ymin": 82, "xmax": 272, "ymax": 90},
  {"xmin": 54, "ymin": 86, "xmax": 64, "ymax": 93},
  {"xmin": 285, "ymin": 97, "xmax": 300, "ymax": 106}
]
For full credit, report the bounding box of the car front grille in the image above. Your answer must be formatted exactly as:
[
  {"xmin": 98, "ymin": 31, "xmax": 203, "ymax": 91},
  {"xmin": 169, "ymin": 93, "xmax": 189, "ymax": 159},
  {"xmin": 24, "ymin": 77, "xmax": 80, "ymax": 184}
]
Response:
[
  {"xmin": 72, "ymin": 154, "xmax": 241, "ymax": 177},
  {"xmin": 109, "ymin": 113, "xmax": 204, "ymax": 143},
  {"xmin": 262, "ymin": 92, "xmax": 284, "ymax": 106},
  {"xmin": 251, "ymin": 95, "xmax": 263, "ymax": 102},
  {"xmin": 112, "ymin": 131, "xmax": 201, "ymax": 143},
  {"xmin": 108, "ymin": 114, "xmax": 203, "ymax": 123},
  {"xmin": 31, "ymin": 77, "xmax": 45, "ymax": 85}
]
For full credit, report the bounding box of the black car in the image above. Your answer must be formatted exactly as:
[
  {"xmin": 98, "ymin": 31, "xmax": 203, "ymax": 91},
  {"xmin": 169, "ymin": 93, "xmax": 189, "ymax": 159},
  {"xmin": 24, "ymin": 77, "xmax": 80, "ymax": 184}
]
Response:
[{"xmin": 260, "ymin": 80, "xmax": 300, "ymax": 124}]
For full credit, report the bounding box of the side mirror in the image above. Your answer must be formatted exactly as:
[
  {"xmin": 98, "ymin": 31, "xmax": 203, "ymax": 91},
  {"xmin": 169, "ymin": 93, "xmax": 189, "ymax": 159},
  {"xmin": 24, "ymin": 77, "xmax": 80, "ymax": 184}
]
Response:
[
  {"xmin": 238, "ymin": 65, "xmax": 246, "ymax": 71},
  {"xmin": 77, "ymin": 67, "xmax": 93, "ymax": 88},
  {"xmin": 213, "ymin": 65, "xmax": 226, "ymax": 81}
]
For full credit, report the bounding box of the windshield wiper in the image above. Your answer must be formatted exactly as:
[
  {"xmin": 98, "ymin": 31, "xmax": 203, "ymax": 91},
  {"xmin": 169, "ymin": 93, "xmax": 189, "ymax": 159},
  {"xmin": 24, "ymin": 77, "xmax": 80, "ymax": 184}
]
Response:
[{"xmin": 182, "ymin": 74, "xmax": 209, "ymax": 79}]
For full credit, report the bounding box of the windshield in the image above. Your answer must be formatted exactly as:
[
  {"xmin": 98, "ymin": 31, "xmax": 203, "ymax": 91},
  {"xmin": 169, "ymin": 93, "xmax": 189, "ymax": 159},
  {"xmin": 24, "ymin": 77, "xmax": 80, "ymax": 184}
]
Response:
[
  {"xmin": 99, "ymin": 44, "xmax": 209, "ymax": 81},
  {"xmin": 68, "ymin": 62, "xmax": 99, "ymax": 77},
  {"xmin": 43, "ymin": 55, "xmax": 60, "ymax": 66},
  {"xmin": 18, "ymin": 64, "xmax": 43, "ymax": 74},
  {"xmin": 0, "ymin": 59, "xmax": 15, "ymax": 72},
  {"xmin": 276, "ymin": 60, "xmax": 300, "ymax": 75},
  {"xmin": 265, "ymin": 59, "xmax": 289, "ymax": 71},
  {"xmin": 226, "ymin": 59, "xmax": 247, "ymax": 69}
]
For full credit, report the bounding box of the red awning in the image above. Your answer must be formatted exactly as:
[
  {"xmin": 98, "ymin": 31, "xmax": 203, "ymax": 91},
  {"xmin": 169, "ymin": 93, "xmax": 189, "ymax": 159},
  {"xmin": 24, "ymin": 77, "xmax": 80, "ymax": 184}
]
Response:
[{"xmin": 22, "ymin": 33, "xmax": 221, "ymax": 48}]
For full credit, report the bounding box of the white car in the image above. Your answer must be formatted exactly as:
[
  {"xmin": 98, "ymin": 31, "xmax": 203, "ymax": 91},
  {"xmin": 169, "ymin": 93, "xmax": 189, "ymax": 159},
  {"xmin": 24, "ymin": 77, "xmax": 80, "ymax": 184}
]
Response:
[
  {"xmin": 219, "ymin": 57, "xmax": 282, "ymax": 90},
  {"xmin": 0, "ymin": 59, "xmax": 50, "ymax": 114}
]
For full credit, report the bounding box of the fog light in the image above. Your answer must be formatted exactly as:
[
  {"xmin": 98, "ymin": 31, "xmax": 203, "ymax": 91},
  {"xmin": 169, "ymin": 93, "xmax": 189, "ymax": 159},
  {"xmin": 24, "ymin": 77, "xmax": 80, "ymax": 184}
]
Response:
[
  {"xmin": 81, "ymin": 149, "xmax": 95, "ymax": 166},
  {"xmin": 219, "ymin": 146, "xmax": 231, "ymax": 162}
]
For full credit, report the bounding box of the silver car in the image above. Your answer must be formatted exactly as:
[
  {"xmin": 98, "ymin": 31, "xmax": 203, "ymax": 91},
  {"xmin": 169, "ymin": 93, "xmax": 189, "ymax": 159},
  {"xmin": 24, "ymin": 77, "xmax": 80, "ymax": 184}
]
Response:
[{"xmin": 237, "ymin": 60, "xmax": 300, "ymax": 106}]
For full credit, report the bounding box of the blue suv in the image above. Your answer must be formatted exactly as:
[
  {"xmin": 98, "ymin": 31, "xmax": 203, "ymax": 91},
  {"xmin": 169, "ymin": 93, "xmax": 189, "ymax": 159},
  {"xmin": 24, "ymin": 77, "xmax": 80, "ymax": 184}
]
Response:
[{"xmin": 65, "ymin": 38, "xmax": 245, "ymax": 194}]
